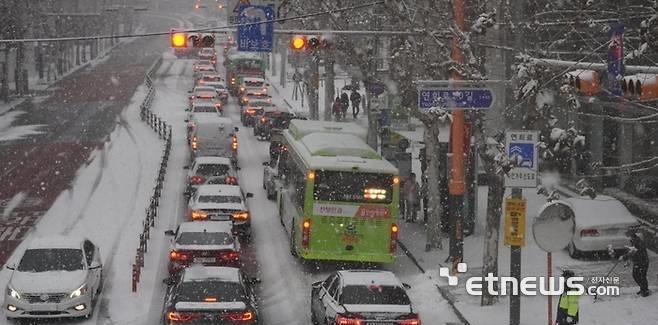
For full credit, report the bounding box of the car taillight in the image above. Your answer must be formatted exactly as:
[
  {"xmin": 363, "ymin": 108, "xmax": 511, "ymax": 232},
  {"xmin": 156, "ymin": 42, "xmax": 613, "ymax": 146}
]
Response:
[
  {"xmin": 191, "ymin": 140, "xmax": 198, "ymax": 151},
  {"xmin": 233, "ymin": 211, "xmax": 249, "ymax": 221},
  {"xmin": 219, "ymin": 251, "xmax": 240, "ymax": 261},
  {"xmin": 167, "ymin": 310, "xmax": 199, "ymax": 322},
  {"xmin": 190, "ymin": 210, "xmax": 208, "ymax": 220},
  {"xmin": 335, "ymin": 314, "xmax": 364, "ymax": 325},
  {"xmin": 302, "ymin": 218, "xmax": 311, "ymax": 249},
  {"xmin": 222, "ymin": 310, "xmax": 254, "ymax": 322},
  {"xmin": 390, "ymin": 223, "xmax": 399, "ymax": 253},
  {"xmin": 262, "ymin": 88, "xmax": 267, "ymax": 92},
  {"xmin": 199, "ymin": 80, "xmax": 205, "ymax": 84},
  {"xmin": 580, "ymin": 229, "xmax": 599, "ymax": 237},
  {"xmin": 260, "ymin": 117, "xmax": 268, "ymax": 123},
  {"xmin": 246, "ymin": 108, "xmax": 255, "ymax": 114},
  {"xmin": 399, "ymin": 314, "xmax": 422, "ymax": 325},
  {"xmin": 226, "ymin": 176, "xmax": 237, "ymax": 185},
  {"xmin": 240, "ymin": 87, "xmax": 245, "ymax": 92},
  {"xmin": 190, "ymin": 175, "xmax": 204, "ymax": 185},
  {"xmin": 169, "ymin": 251, "xmax": 191, "ymax": 262},
  {"xmin": 232, "ymin": 137, "xmax": 238, "ymax": 150}
]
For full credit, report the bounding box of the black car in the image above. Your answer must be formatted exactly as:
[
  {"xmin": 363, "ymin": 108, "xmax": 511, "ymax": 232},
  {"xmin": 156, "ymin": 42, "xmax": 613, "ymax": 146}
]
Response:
[
  {"xmin": 163, "ymin": 266, "xmax": 259, "ymax": 325},
  {"xmin": 311, "ymin": 270, "xmax": 421, "ymax": 325},
  {"xmin": 253, "ymin": 109, "xmax": 293, "ymax": 140}
]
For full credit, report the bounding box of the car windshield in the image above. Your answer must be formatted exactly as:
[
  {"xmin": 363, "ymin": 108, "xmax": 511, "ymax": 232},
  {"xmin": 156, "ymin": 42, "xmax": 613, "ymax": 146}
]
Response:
[
  {"xmin": 196, "ymin": 60, "xmax": 211, "ymax": 66},
  {"xmin": 340, "ymin": 285, "xmax": 411, "ymax": 305},
  {"xmin": 196, "ymin": 164, "xmax": 230, "ymax": 176},
  {"xmin": 203, "ymin": 76, "xmax": 221, "ymax": 82},
  {"xmin": 198, "ymin": 195, "xmax": 242, "ymax": 204},
  {"xmin": 249, "ymin": 101, "xmax": 273, "ymax": 107},
  {"xmin": 17, "ymin": 248, "xmax": 85, "ymax": 272},
  {"xmin": 177, "ymin": 281, "xmax": 246, "ymax": 302},
  {"xmin": 195, "ymin": 87, "xmax": 216, "ymax": 93},
  {"xmin": 245, "ymin": 80, "xmax": 264, "ymax": 87},
  {"xmin": 176, "ymin": 232, "xmax": 233, "ymax": 245}
]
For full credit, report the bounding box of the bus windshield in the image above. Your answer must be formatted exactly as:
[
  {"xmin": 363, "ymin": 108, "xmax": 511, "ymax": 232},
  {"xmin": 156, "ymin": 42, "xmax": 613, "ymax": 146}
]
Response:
[{"xmin": 313, "ymin": 171, "xmax": 393, "ymax": 203}]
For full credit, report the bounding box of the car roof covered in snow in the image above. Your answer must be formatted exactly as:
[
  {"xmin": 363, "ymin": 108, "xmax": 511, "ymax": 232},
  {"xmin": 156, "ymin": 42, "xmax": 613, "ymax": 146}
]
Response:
[
  {"xmin": 178, "ymin": 221, "xmax": 233, "ymax": 234},
  {"xmin": 243, "ymin": 77, "xmax": 265, "ymax": 83},
  {"xmin": 192, "ymin": 115, "xmax": 233, "ymax": 126},
  {"xmin": 194, "ymin": 156, "xmax": 232, "ymax": 165},
  {"xmin": 196, "ymin": 184, "xmax": 242, "ymax": 197},
  {"xmin": 27, "ymin": 235, "xmax": 85, "ymax": 249},
  {"xmin": 182, "ymin": 266, "xmax": 241, "ymax": 283},
  {"xmin": 563, "ymin": 195, "xmax": 639, "ymax": 228},
  {"xmin": 338, "ymin": 270, "xmax": 403, "ymax": 287}
]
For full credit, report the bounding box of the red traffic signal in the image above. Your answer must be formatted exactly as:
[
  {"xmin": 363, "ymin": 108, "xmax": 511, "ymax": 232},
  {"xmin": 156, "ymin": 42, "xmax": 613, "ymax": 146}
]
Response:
[
  {"xmin": 565, "ymin": 69, "xmax": 600, "ymax": 96},
  {"xmin": 621, "ymin": 74, "xmax": 658, "ymax": 101}
]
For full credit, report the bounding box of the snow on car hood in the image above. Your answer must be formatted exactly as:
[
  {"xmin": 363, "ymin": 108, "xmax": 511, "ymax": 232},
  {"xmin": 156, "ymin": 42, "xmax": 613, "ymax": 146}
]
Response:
[
  {"xmin": 175, "ymin": 301, "xmax": 246, "ymax": 311},
  {"xmin": 342, "ymin": 304, "xmax": 411, "ymax": 314},
  {"xmin": 10, "ymin": 270, "xmax": 87, "ymax": 293}
]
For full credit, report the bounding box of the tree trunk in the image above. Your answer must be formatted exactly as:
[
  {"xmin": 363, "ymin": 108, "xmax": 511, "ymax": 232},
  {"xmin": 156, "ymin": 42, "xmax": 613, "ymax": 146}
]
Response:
[
  {"xmin": 480, "ymin": 165, "xmax": 504, "ymax": 305},
  {"xmin": 423, "ymin": 121, "xmax": 443, "ymax": 250}
]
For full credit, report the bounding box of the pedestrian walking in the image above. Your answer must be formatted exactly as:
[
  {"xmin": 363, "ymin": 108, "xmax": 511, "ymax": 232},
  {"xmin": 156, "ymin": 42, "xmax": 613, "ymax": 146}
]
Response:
[
  {"xmin": 620, "ymin": 229, "xmax": 651, "ymax": 297},
  {"xmin": 340, "ymin": 92, "xmax": 350, "ymax": 119},
  {"xmin": 402, "ymin": 173, "xmax": 420, "ymax": 223},
  {"xmin": 292, "ymin": 69, "xmax": 302, "ymax": 100},
  {"xmin": 332, "ymin": 96, "xmax": 343, "ymax": 121},
  {"xmin": 556, "ymin": 270, "xmax": 580, "ymax": 325},
  {"xmin": 350, "ymin": 89, "xmax": 361, "ymax": 119}
]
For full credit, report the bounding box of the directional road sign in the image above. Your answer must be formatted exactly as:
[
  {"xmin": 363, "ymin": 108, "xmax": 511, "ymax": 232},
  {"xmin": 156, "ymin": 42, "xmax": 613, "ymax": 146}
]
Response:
[
  {"xmin": 418, "ymin": 88, "xmax": 494, "ymax": 110},
  {"xmin": 504, "ymin": 130, "xmax": 539, "ymax": 188},
  {"xmin": 237, "ymin": 5, "xmax": 274, "ymax": 52}
]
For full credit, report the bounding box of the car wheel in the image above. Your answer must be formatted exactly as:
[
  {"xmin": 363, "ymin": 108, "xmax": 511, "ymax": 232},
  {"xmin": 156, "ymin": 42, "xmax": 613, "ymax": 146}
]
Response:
[{"xmin": 568, "ymin": 241, "xmax": 581, "ymax": 258}]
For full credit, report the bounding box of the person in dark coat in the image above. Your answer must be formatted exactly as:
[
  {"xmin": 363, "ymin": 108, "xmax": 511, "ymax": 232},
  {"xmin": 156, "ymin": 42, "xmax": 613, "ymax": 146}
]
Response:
[
  {"xmin": 332, "ymin": 96, "xmax": 343, "ymax": 121},
  {"xmin": 556, "ymin": 270, "xmax": 579, "ymax": 325},
  {"xmin": 340, "ymin": 92, "xmax": 350, "ymax": 118},
  {"xmin": 621, "ymin": 229, "xmax": 651, "ymax": 296},
  {"xmin": 350, "ymin": 89, "xmax": 362, "ymax": 118}
]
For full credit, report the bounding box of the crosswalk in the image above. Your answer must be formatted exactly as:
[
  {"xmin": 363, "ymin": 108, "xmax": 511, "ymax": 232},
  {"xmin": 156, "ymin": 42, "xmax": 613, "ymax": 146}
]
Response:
[{"xmin": 0, "ymin": 212, "xmax": 41, "ymax": 244}]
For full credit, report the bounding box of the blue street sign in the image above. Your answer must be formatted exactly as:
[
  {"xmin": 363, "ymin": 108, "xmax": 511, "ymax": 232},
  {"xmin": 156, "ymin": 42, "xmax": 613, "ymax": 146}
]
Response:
[
  {"xmin": 508, "ymin": 143, "xmax": 535, "ymax": 168},
  {"xmin": 237, "ymin": 5, "xmax": 274, "ymax": 52},
  {"xmin": 418, "ymin": 88, "xmax": 494, "ymax": 110},
  {"xmin": 367, "ymin": 81, "xmax": 386, "ymax": 96}
]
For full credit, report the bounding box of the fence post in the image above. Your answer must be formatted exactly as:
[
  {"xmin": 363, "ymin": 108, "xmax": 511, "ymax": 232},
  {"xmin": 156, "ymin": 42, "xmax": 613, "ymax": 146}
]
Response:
[{"xmin": 132, "ymin": 263, "xmax": 139, "ymax": 292}]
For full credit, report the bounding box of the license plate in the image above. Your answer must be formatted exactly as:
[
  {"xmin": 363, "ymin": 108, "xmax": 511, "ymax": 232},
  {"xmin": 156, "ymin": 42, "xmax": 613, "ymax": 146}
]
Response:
[
  {"xmin": 194, "ymin": 257, "xmax": 215, "ymax": 263},
  {"xmin": 367, "ymin": 322, "xmax": 395, "ymax": 325},
  {"xmin": 209, "ymin": 215, "xmax": 231, "ymax": 221},
  {"xmin": 341, "ymin": 234, "xmax": 359, "ymax": 245}
]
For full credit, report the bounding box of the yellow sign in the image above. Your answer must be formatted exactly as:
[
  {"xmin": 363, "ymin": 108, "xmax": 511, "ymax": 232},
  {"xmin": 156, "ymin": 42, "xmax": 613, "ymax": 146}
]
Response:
[{"xmin": 504, "ymin": 197, "xmax": 527, "ymax": 247}]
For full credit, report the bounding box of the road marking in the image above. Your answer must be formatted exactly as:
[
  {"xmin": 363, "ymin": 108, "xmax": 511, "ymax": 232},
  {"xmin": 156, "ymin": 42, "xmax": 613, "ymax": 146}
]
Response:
[
  {"xmin": 8, "ymin": 227, "xmax": 22, "ymax": 240},
  {"xmin": 0, "ymin": 226, "xmax": 14, "ymax": 241}
]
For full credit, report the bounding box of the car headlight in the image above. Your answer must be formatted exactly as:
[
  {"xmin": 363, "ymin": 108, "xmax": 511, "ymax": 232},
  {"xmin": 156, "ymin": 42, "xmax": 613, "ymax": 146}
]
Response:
[
  {"xmin": 70, "ymin": 284, "xmax": 88, "ymax": 298},
  {"xmin": 7, "ymin": 286, "xmax": 21, "ymax": 300}
]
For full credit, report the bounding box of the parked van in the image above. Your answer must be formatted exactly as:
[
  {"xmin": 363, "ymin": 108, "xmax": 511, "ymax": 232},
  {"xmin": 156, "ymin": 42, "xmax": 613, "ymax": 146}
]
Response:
[{"xmin": 189, "ymin": 115, "xmax": 239, "ymax": 166}]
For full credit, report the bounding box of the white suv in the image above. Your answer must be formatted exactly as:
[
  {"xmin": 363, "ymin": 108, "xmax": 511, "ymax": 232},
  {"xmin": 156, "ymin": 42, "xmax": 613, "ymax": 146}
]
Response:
[{"xmin": 4, "ymin": 236, "xmax": 103, "ymax": 320}]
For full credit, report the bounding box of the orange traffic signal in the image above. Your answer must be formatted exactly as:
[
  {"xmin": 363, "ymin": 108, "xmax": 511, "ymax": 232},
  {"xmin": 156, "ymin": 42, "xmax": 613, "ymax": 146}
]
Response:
[
  {"xmin": 621, "ymin": 74, "xmax": 658, "ymax": 101},
  {"xmin": 565, "ymin": 69, "xmax": 600, "ymax": 96},
  {"xmin": 171, "ymin": 32, "xmax": 188, "ymax": 48},
  {"xmin": 290, "ymin": 35, "xmax": 306, "ymax": 50}
]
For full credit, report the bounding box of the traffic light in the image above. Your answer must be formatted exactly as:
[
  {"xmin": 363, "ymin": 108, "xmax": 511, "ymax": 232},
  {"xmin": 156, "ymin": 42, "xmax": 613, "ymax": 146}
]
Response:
[
  {"xmin": 170, "ymin": 30, "xmax": 188, "ymax": 48},
  {"xmin": 565, "ymin": 69, "xmax": 600, "ymax": 95},
  {"xmin": 289, "ymin": 35, "xmax": 329, "ymax": 51},
  {"xmin": 620, "ymin": 74, "xmax": 658, "ymax": 101},
  {"xmin": 189, "ymin": 33, "xmax": 215, "ymax": 48}
]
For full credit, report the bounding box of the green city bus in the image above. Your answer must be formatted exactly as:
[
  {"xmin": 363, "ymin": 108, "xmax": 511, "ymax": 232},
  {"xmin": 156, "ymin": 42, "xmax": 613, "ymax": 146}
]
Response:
[{"xmin": 276, "ymin": 120, "xmax": 400, "ymax": 263}]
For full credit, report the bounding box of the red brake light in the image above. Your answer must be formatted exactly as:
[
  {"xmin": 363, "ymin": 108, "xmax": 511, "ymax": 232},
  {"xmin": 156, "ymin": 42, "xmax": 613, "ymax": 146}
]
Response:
[
  {"xmin": 219, "ymin": 251, "xmax": 240, "ymax": 261},
  {"xmin": 335, "ymin": 314, "xmax": 364, "ymax": 325},
  {"xmin": 399, "ymin": 316, "xmax": 422, "ymax": 325},
  {"xmin": 390, "ymin": 223, "xmax": 399, "ymax": 253},
  {"xmin": 223, "ymin": 310, "xmax": 254, "ymax": 321},
  {"xmin": 233, "ymin": 211, "xmax": 249, "ymax": 221},
  {"xmin": 261, "ymin": 117, "xmax": 267, "ymax": 123},
  {"xmin": 302, "ymin": 218, "xmax": 311, "ymax": 249},
  {"xmin": 246, "ymin": 108, "xmax": 255, "ymax": 114},
  {"xmin": 167, "ymin": 311, "xmax": 199, "ymax": 322},
  {"xmin": 580, "ymin": 229, "xmax": 599, "ymax": 237},
  {"xmin": 190, "ymin": 175, "xmax": 204, "ymax": 185},
  {"xmin": 169, "ymin": 251, "xmax": 191, "ymax": 262}
]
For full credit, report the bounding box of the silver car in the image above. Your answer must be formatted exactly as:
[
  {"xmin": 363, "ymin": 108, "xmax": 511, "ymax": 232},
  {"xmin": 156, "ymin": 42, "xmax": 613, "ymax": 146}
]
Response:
[{"xmin": 4, "ymin": 236, "xmax": 103, "ymax": 320}]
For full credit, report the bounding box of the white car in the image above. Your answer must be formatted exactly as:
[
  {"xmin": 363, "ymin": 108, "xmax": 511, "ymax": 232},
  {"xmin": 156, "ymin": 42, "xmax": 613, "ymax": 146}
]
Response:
[
  {"xmin": 4, "ymin": 236, "xmax": 103, "ymax": 320},
  {"xmin": 187, "ymin": 185, "xmax": 254, "ymax": 239},
  {"xmin": 238, "ymin": 77, "xmax": 268, "ymax": 96},
  {"xmin": 311, "ymin": 270, "xmax": 420, "ymax": 325},
  {"xmin": 565, "ymin": 195, "xmax": 640, "ymax": 258},
  {"xmin": 186, "ymin": 156, "xmax": 238, "ymax": 196}
]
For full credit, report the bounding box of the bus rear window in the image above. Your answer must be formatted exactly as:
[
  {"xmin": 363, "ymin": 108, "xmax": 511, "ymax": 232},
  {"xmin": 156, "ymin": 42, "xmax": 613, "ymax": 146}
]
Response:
[{"xmin": 313, "ymin": 171, "xmax": 393, "ymax": 203}]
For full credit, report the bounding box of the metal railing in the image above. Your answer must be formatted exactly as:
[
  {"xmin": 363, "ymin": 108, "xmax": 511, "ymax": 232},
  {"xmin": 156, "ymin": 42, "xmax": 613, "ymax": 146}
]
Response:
[{"xmin": 133, "ymin": 56, "xmax": 171, "ymax": 292}]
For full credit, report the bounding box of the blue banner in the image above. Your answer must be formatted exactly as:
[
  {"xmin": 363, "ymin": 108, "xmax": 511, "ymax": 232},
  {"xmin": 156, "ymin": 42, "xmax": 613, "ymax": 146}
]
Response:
[{"xmin": 607, "ymin": 24, "xmax": 624, "ymax": 97}]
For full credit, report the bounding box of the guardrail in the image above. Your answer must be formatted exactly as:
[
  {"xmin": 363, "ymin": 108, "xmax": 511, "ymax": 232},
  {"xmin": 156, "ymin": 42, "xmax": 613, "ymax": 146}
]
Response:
[{"xmin": 133, "ymin": 56, "xmax": 172, "ymax": 292}]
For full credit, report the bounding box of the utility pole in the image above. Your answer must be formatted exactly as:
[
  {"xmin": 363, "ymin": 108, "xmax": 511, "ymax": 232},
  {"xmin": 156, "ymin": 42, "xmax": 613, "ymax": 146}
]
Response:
[
  {"xmin": 324, "ymin": 54, "xmax": 335, "ymax": 121},
  {"xmin": 307, "ymin": 54, "xmax": 320, "ymax": 120},
  {"xmin": 279, "ymin": 38, "xmax": 286, "ymax": 88},
  {"xmin": 449, "ymin": 0, "xmax": 466, "ymax": 274}
]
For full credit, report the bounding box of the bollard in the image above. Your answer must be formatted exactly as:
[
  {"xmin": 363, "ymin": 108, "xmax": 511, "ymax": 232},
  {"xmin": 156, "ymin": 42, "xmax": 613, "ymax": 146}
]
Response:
[
  {"xmin": 137, "ymin": 247, "xmax": 144, "ymax": 268},
  {"xmin": 132, "ymin": 263, "xmax": 139, "ymax": 292}
]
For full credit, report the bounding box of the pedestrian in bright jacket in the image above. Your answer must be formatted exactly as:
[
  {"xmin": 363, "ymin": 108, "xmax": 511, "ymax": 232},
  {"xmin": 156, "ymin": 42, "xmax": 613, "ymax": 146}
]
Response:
[{"xmin": 556, "ymin": 270, "xmax": 579, "ymax": 325}]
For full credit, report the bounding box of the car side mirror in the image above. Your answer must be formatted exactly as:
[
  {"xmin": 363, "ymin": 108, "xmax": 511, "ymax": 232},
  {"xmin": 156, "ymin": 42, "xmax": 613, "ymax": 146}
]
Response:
[
  {"xmin": 183, "ymin": 166, "xmax": 189, "ymax": 170},
  {"xmin": 246, "ymin": 277, "xmax": 261, "ymax": 284},
  {"xmin": 262, "ymin": 161, "xmax": 270, "ymax": 166},
  {"xmin": 164, "ymin": 230, "xmax": 175, "ymax": 236},
  {"xmin": 187, "ymin": 90, "xmax": 192, "ymax": 93},
  {"xmin": 402, "ymin": 283, "xmax": 411, "ymax": 289},
  {"xmin": 246, "ymin": 193, "xmax": 254, "ymax": 198},
  {"xmin": 234, "ymin": 126, "xmax": 239, "ymax": 132},
  {"xmin": 311, "ymin": 281, "xmax": 323, "ymax": 288},
  {"xmin": 6, "ymin": 264, "xmax": 16, "ymax": 270},
  {"xmin": 89, "ymin": 261, "xmax": 101, "ymax": 269},
  {"xmin": 184, "ymin": 119, "xmax": 189, "ymax": 123},
  {"xmin": 236, "ymin": 167, "xmax": 242, "ymax": 170}
]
